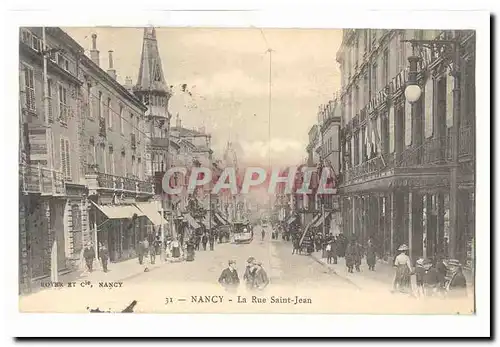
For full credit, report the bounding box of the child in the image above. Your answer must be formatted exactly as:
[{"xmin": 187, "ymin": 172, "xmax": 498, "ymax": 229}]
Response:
[{"xmin": 414, "ymin": 258, "xmax": 426, "ymax": 297}]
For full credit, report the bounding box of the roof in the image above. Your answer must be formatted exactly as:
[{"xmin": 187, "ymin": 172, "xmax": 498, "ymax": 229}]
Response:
[
  {"xmin": 134, "ymin": 28, "xmax": 169, "ymax": 94},
  {"xmin": 170, "ymin": 126, "xmax": 207, "ymax": 137}
]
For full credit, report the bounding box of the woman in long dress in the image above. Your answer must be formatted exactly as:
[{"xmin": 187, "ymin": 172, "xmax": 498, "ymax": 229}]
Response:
[
  {"xmin": 393, "ymin": 244, "xmax": 413, "ymax": 294},
  {"xmin": 171, "ymin": 237, "xmax": 181, "ymax": 258}
]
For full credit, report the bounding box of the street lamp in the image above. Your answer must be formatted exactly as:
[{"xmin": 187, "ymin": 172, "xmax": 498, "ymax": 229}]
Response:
[{"xmin": 401, "ymin": 34, "xmax": 461, "ymax": 260}]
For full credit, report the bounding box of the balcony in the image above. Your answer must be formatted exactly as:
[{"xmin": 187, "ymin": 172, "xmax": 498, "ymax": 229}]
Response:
[
  {"xmin": 20, "ymin": 164, "xmax": 65, "ymax": 196},
  {"xmin": 85, "ymin": 170, "xmax": 154, "ymax": 196},
  {"xmin": 150, "ymin": 137, "xmax": 169, "ymax": 148}
]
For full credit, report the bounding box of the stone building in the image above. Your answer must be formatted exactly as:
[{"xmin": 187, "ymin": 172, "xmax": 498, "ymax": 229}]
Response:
[
  {"xmin": 19, "ymin": 27, "xmax": 85, "ymax": 292},
  {"xmin": 79, "ymin": 33, "xmax": 156, "ymax": 263},
  {"xmin": 336, "ymin": 29, "xmax": 475, "ymax": 266}
]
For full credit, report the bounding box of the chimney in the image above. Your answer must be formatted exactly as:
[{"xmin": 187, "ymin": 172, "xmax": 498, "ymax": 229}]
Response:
[
  {"xmin": 90, "ymin": 34, "xmax": 100, "ymax": 66},
  {"xmin": 107, "ymin": 50, "xmax": 117, "ymax": 79},
  {"xmin": 175, "ymin": 113, "xmax": 181, "ymax": 128}
]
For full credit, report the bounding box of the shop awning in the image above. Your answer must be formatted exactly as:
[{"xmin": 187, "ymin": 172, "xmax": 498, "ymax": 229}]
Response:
[
  {"xmin": 214, "ymin": 212, "xmax": 229, "ymax": 225},
  {"xmin": 312, "ymin": 212, "xmax": 331, "ymax": 228},
  {"xmin": 287, "ymin": 215, "xmax": 297, "ymax": 225},
  {"xmin": 184, "ymin": 213, "xmax": 201, "ymax": 229},
  {"xmin": 90, "ymin": 201, "xmax": 144, "ymax": 219},
  {"xmin": 135, "ymin": 202, "xmax": 168, "ymax": 226}
]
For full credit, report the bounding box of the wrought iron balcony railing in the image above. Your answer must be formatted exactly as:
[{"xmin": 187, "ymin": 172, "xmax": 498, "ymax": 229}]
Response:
[
  {"xmin": 20, "ymin": 164, "xmax": 65, "ymax": 195},
  {"xmin": 84, "ymin": 169, "xmax": 154, "ymax": 195}
]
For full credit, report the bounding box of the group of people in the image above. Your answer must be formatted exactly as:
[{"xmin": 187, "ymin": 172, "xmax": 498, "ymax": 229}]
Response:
[
  {"xmin": 393, "ymin": 244, "xmax": 468, "ymax": 298},
  {"xmin": 82, "ymin": 242, "xmax": 109, "ymax": 273},
  {"xmin": 218, "ymin": 256, "xmax": 270, "ymax": 291}
]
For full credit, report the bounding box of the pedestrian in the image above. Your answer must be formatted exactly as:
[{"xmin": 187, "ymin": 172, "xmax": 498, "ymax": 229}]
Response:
[
  {"xmin": 149, "ymin": 235, "xmax": 156, "ymax": 265},
  {"xmin": 354, "ymin": 240, "xmax": 363, "ymax": 272},
  {"xmin": 261, "ymin": 228, "xmax": 266, "ymax": 241},
  {"xmin": 366, "ymin": 239, "xmax": 376, "ymax": 271},
  {"xmin": 137, "ymin": 239, "xmax": 145, "ymax": 265},
  {"xmin": 171, "ymin": 236, "xmax": 181, "ymax": 258},
  {"xmin": 252, "ymin": 261, "xmax": 270, "ymax": 291},
  {"xmin": 325, "ymin": 242, "xmax": 333, "ymax": 264},
  {"xmin": 98, "ymin": 242, "xmax": 109, "ymax": 273},
  {"xmin": 195, "ymin": 233, "xmax": 201, "ymax": 251},
  {"xmin": 415, "ymin": 258, "xmax": 426, "ymax": 297},
  {"xmin": 446, "ymin": 259, "xmax": 467, "ymax": 298},
  {"xmin": 154, "ymin": 233, "xmax": 161, "ymax": 256},
  {"xmin": 202, "ymin": 232, "xmax": 208, "ymax": 251},
  {"xmin": 393, "ymin": 244, "xmax": 413, "ymax": 295},
  {"xmin": 83, "ymin": 243, "xmax": 95, "ymax": 273},
  {"xmin": 422, "ymin": 258, "xmax": 440, "ymax": 297},
  {"xmin": 209, "ymin": 232, "xmax": 215, "ymax": 251},
  {"xmin": 142, "ymin": 237, "xmax": 150, "ymax": 271},
  {"xmin": 345, "ymin": 241, "xmax": 355, "ymax": 273},
  {"xmin": 186, "ymin": 239, "xmax": 195, "ymax": 261},
  {"xmin": 218, "ymin": 260, "xmax": 240, "ymax": 292},
  {"xmin": 292, "ymin": 237, "xmax": 300, "ymax": 255},
  {"xmin": 243, "ymin": 257, "xmax": 256, "ymax": 290}
]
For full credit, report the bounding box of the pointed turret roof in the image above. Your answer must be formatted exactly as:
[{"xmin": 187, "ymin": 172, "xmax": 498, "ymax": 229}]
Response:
[{"xmin": 134, "ymin": 27, "xmax": 169, "ymax": 93}]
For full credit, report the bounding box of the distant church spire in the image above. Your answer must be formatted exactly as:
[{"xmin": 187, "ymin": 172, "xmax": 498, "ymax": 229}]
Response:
[{"xmin": 135, "ymin": 27, "xmax": 168, "ymax": 93}]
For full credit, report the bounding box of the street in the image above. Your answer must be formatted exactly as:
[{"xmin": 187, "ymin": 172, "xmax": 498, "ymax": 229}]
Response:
[{"xmin": 19, "ymin": 226, "xmax": 474, "ymax": 315}]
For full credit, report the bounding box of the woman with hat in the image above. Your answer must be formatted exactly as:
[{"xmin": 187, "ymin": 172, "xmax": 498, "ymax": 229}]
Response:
[
  {"xmin": 393, "ymin": 244, "xmax": 413, "ymax": 294},
  {"xmin": 446, "ymin": 259, "xmax": 467, "ymax": 298}
]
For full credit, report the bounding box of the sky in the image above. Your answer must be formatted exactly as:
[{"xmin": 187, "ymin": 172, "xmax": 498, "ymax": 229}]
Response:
[{"xmin": 64, "ymin": 27, "xmax": 343, "ymax": 167}]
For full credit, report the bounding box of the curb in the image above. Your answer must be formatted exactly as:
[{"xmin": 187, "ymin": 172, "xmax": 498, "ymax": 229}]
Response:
[{"xmin": 309, "ymin": 253, "xmax": 363, "ymax": 291}]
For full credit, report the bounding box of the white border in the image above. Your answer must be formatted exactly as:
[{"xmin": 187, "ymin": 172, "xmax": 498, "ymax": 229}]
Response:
[{"xmin": 2, "ymin": 1, "xmax": 491, "ymax": 339}]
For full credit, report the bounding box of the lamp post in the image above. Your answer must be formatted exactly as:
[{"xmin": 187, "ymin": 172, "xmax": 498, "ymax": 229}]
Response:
[{"xmin": 402, "ymin": 35, "xmax": 461, "ymax": 260}]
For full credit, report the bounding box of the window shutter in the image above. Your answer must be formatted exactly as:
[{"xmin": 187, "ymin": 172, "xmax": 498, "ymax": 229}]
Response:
[
  {"xmin": 60, "ymin": 138, "xmax": 67, "ymax": 177},
  {"xmin": 65, "ymin": 139, "xmax": 71, "ymax": 180}
]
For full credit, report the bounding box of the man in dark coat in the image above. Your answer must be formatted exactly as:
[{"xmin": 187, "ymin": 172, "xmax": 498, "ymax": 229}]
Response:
[
  {"xmin": 243, "ymin": 257, "xmax": 256, "ymax": 290},
  {"xmin": 98, "ymin": 242, "xmax": 109, "ymax": 272},
  {"xmin": 345, "ymin": 242, "xmax": 355, "ymax": 273},
  {"xmin": 252, "ymin": 261, "xmax": 270, "ymax": 291},
  {"xmin": 202, "ymin": 232, "xmax": 208, "ymax": 251},
  {"xmin": 209, "ymin": 232, "xmax": 215, "ymax": 251},
  {"xmin": 83, "ymin": 243, "xmax": 95, "ymax": 272},
  {"xmin": 447, "ymin": 259, "xmax": 468, "ymax": 298},
  {"xmin": 218, "ymin": 260, "xmax": 240, "ymax": 291},
  {"xmin": 354, "ymin": 241, "xmax": 363, "ymax": 272},
  {"xmin": 366, "ymin": 239, "xmax": 376, "ymax": 271}
]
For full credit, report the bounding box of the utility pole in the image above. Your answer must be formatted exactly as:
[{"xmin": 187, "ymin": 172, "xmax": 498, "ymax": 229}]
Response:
[{"xmin": 266, "ymin": 48, "xmax": 274, "ymax": 214}]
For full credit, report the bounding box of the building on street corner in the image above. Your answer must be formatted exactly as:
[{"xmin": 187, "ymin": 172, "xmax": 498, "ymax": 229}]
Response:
[{"xmin": 336, "ymin": 29, "xmax": 475, "ymax": 267}]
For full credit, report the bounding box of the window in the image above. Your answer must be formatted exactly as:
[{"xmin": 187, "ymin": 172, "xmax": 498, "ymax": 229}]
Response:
[
  {"xmin": 98, "ymin": 91, "xmax": 102, "ymax": 118},
  {"xmin": 58, "ymin": 84, "xmax": 68, "ymax": 124},
  {"xmin": 107, "ymin": 97, "xmax": 112, "ymax": 129},
  {"xmin": 23, "ymin": 65, "xmax": 35, "ymax": 111},
  {"xmin": 110, "ymin": 150, "xmax": 115, "ymax": 175},
  {"xmin": 21, "ymin": 29, "xmax": 41, "ymax": 52},
  {"xmin": 424, "ymin": 77, "xmax": 434, "ymax": 138},
  {"xmin": 405, "ymin": 100, "xmax": 412, "ymax": 146},
  {"xmin": 122, "ymin": 151, "xmax": 127, "ymax": 176},
  {"xmin": 119, "ymin": 105, "xmax": 124, "ymax": 134},
  {"xmin": 60, "ymin": 137, "xmax": 71, "ymax": 180},
  {"xmin": 389, "ymin": 106, "xmax": 395, "ymax": 153},
  {"xmin": 446, "ymin": 73, "xmax": 454, "ymax": 128},
  {"xmin": 46, "ymin": 79, "xmax": 53, "ymax": 121},
  {"xmin": 57, "ymin": 55, "xmax": 69, "ymax": 71},
  {"xmin": 371, "ymin": 63, "xmax": 378, "ymax": 94},
  {"xmin": 383, "ymin": 49, "xmax": 389, "ymax": 87},
  {"xmin": 363, "ymin": 30, "xmax": 368, "ymax": 52},
  {"xmin": 136, "ymin": 117, "xmax": 140, "ymax": 138}
]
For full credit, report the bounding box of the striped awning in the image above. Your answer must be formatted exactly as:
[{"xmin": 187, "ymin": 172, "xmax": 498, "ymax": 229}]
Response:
[
  {"xmin": 135, "ymin": 202, "xmax": 168, "ymax": 226},
  {"xmin": 202, "ymin": 215, "xmax": 217, "ymax": 229},
  {"xmin": 184, "ymin": 213, "xmax": 201, "ymax": 229},
  {"xmin": 312, "ymin": 212, "xmax": 331, "ymax": 228},
  {"xmin": 90, "ymin": 201, "xmax": 144, "ymax": 219},
  {"xmin": 286, "ymin": 215, "xmax": 297, "ymax": 225},
  {"xmin": 214, "ymin": 212, "xmax": 229, "ymax": 225}
]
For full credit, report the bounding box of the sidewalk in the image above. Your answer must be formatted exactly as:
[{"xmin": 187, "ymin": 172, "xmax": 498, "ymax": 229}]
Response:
[
  {"xmin": 310, "ymin": 251, "xmax": 474, "ymax": 291},
  {"xmin": 22, "ymin": 254, "xmax": 174, "ymax": 297}
]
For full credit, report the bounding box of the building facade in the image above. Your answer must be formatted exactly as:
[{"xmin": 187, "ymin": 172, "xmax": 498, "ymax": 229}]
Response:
[
  {"xmin": 80, "ymin": 33, "xmax": 155, "ymax": 263},
  {"xmin": 337, "ymin": 29, "xmax": 475, "ymax": 267},
  {"xmin": 19, "ymin": 27, "xmax": 85, "ymax": 292}
]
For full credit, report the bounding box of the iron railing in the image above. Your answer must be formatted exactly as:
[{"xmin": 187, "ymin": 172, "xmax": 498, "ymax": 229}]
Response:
[{"xmin": 84, "ymin": 170, "xmax": 154, "ymax": 194}]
